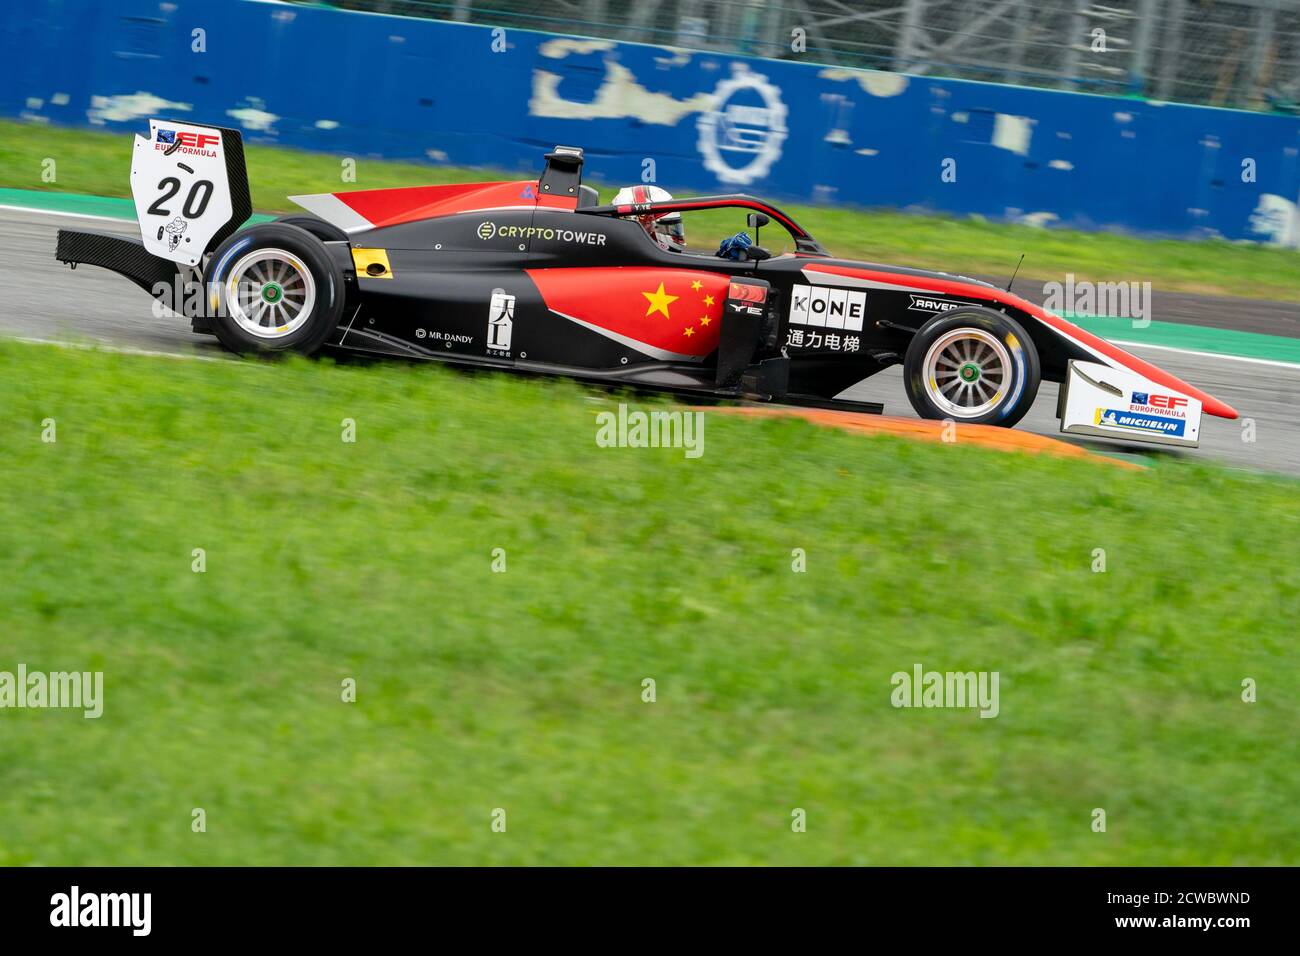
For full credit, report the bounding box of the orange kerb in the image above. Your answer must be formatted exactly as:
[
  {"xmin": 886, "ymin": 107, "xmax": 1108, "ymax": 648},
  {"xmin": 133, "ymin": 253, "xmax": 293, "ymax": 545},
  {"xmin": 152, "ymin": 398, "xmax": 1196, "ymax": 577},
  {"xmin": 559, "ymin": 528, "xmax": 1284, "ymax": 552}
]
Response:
[{"xmin": 697, "ymin": 406, "xmax": 1141, "ymax": 469}]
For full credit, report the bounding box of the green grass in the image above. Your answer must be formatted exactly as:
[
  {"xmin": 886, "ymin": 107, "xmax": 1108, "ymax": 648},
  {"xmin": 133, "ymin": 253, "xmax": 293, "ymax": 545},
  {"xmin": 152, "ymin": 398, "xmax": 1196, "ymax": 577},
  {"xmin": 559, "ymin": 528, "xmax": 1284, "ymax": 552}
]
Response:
[
  {"xmin": 3, "ymin": 119, "xmax": 1297, "ymax": 301},
  {"xmin": 0, "ymin": 340, "xmax": 1296, "ymax": 865}
]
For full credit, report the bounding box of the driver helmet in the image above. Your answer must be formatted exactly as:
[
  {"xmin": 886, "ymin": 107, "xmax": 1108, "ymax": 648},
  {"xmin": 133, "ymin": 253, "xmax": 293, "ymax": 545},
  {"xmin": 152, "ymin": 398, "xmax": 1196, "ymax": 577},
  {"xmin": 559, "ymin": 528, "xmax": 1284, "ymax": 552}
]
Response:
[{"xmin": 612, "ymin": 184, "xmax": 684, "ymax": 251}]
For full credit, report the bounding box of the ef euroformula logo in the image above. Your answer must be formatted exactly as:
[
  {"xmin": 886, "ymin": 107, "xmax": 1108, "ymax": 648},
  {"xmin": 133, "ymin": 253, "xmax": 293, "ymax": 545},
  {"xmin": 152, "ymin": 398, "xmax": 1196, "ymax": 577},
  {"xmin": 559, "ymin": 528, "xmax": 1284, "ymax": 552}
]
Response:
[
  {"xmin": 157, "ymin": 129, "xmax": 218, "ymax": 149},
  {"xmin": 154, "ymin": 128, "xmax": 220, "ymax": 157},
  {"xmin": 1132, "ymin": 391, "xmax": 1189, "ymax": 411}
]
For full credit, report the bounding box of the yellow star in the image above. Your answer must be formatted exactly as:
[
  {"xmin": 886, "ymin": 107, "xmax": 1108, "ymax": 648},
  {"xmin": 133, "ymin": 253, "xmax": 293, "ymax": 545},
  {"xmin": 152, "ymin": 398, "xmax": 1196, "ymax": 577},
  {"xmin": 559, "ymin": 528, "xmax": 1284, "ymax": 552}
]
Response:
[
  {"xmin": 699, "ymin": 316, "xmax": 710, "ymax": 326},
  {"xmin": 703, "ymin": 294, "xmax": 715, "ymax": 307},
  {"xmin": 642, "ymin": 282, "xmax": 678, "ymax": 319},
  {"xmin": 690, "ymin": 280, "xmax": 703, "ymax": 291},
  {"xmin": 683, "ymin": 326, "xmax": 695, "ymax": 337}
]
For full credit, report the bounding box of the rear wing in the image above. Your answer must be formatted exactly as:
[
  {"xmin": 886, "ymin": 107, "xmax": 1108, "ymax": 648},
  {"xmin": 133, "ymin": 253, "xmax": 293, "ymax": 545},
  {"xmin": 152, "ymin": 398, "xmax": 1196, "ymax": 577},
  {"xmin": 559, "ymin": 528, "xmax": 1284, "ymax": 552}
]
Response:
[
  {"xmin": 128, "ymin": 119, "xmax": 252, "ymax": 266},
  {"xmin": 55, "ymin": 118, "xmax": 252, "ymax": 315}
]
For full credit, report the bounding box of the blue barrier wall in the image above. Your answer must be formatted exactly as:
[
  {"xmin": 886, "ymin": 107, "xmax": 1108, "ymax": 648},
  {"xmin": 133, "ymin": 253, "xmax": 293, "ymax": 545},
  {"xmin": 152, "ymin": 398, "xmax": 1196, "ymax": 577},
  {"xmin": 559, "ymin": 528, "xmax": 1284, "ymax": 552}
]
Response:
[{"xmin": 5, "ymin": 0, "xmax": 1299, "ymax": 245}]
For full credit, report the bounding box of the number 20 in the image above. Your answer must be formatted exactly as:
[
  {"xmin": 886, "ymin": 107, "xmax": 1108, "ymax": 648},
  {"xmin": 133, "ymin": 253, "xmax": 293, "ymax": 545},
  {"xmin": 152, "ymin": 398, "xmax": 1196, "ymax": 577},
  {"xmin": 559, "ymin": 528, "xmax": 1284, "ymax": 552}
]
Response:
[{"xmin": 148, "ymin": 178, "xmax": 214, "ymax": 219}]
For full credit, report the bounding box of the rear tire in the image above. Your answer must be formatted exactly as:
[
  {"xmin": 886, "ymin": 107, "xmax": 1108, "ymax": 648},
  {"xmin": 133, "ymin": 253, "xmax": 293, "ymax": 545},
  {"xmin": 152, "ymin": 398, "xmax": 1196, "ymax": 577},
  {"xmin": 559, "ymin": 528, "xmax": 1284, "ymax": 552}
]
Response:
[
  {"xmin": 204, "ymin": 223, "xmax": 345, "ymax": 355},
  {"xmin": 274, "ymin": 214, "xmax": 349, "ymax": 244},
  {"xmin": 903, "ymin": 307, "xmax": 1041, "ymax": 427}
]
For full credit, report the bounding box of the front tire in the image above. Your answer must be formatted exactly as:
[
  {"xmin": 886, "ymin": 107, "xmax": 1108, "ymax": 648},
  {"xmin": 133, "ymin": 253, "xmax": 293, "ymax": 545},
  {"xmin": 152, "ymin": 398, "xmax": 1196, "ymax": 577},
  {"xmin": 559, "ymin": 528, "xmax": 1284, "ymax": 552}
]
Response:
[
  {"xmin": 204, "ymin": 223, "xmax": 345, "ymax": 355},
  {"xmin": 903, "ymin": 307, "xmax": 1041, "ymax": 427}
]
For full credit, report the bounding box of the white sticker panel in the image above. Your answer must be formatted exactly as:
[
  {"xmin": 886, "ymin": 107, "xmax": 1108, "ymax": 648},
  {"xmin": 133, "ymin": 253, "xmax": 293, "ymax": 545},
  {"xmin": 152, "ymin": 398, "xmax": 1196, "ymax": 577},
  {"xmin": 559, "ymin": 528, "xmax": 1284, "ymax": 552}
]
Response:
[
  {"xmin": 131, "ymin": 119, "xmax": 233, "ymax": 266},
  {"xmin": 826, "ymin": 288, "xmax": 846, "ymax": 329},
  {"xmin": 807, "ymin": 286, "xmax": 828, "ymax": 326},
  {"xmin": 1060, "ymin": 360, "xmax": 1202, "ymax": 448},
  {"xmin": 789, "ymin": 283, "xmax": 865, "ymax": 332},
  {"xmin": 789, "ymin": 285, "xmax": 809, "ymax": 325}
]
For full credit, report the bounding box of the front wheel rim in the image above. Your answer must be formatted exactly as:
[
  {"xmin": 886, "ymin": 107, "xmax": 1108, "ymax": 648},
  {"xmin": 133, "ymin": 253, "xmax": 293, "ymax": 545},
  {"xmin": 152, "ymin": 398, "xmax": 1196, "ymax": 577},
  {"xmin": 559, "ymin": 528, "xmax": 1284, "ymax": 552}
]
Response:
[
  {"xmin": 225, "ymin": 248, "xmax": 316, "ymax": 339},
  {"xmin": 922, "ymin": 327, "xmax": 1013, "ymax": 418}
]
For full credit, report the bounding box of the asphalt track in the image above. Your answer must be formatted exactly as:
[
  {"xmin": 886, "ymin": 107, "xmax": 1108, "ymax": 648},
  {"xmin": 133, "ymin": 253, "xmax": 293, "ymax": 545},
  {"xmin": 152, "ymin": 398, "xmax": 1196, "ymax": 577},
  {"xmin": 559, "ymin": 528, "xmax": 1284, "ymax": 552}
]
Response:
[{"xmin": 2, "ymin": 207, "xmax": 1297, "ymax": 477}]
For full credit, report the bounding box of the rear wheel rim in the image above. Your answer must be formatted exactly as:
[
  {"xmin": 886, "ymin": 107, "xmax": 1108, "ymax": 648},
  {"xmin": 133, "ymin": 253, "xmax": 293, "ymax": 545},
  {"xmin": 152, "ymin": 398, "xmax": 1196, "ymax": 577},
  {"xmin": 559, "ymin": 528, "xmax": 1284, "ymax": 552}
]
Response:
[
  {"xmin": 922, "ymin": 328, "xmax": 1012, "ymax": 419},
  {"xmin": 226, "ymin": 248, "xmax": 316, "ymax": 339}
]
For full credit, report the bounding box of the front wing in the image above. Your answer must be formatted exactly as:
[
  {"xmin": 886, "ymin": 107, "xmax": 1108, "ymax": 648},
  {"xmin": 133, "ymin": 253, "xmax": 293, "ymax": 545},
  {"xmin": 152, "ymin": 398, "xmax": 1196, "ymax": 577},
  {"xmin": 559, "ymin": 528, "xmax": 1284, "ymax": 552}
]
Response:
[{"xmin": 1059, "ymin": 360, "xmax": 1202, "ymax": 448}]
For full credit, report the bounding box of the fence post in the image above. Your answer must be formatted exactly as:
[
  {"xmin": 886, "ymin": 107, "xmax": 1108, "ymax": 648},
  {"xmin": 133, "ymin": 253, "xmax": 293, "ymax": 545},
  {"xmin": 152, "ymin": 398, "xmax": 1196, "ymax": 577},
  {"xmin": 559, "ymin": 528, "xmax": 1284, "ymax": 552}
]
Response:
[
  {"xmin": 1131, "ymin": 0, "xmax": 1157, "ymax": 97},
  {"xmin": 1062, "ymin": 0, "xmax": 1088, "ymax": 90},
  {"xmin": 895, "ymin": 0, "xmax": 926, "ymax": 73},
  {"xmin": 1244, "ymin": 1, "xmax": 1279, "ymax": 108},
  {"xmin": 1156, "ymin": 0, "xmax": 1185, "ymax": 100}
]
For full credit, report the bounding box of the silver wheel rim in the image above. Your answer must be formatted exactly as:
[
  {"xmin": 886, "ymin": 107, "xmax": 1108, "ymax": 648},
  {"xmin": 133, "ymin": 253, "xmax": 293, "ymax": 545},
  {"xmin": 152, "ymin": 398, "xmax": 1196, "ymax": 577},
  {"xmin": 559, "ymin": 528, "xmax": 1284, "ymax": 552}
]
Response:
[
  {"xmin": 225, "ymin": 248, "xmax": 316, "ymax": 339},
  {"xmin": 922, "ymin": 328, "xmax": 1012, "ymax": 418}
]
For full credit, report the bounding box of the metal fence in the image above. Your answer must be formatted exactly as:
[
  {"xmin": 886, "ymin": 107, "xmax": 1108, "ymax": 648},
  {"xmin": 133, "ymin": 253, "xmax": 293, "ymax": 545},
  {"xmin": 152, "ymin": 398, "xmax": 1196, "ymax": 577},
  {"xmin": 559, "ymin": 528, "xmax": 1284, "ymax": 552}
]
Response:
[{"xmin": 321, "ymin": 0, "xmax": 1300, "ymax": 112}]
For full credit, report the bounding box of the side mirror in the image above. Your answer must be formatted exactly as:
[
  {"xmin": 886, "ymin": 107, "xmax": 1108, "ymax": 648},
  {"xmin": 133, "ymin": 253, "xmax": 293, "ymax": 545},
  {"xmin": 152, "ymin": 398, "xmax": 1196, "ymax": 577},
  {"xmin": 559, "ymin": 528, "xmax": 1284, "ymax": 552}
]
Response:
[
  {"xmin": 744, "ymin": 245, "xmax": 771, "ymax": 262},
  {"xmin": 746, "ymin": 212, "xmax": 770, "ymax": 229}
]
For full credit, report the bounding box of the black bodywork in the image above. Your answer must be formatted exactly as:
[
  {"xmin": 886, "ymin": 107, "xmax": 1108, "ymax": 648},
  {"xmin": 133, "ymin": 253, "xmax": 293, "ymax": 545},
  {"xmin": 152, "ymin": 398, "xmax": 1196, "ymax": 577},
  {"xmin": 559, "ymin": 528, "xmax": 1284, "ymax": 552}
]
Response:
[{"xmin": 55, "ymin": 145, "xmax": 1091, "ymax": 411}]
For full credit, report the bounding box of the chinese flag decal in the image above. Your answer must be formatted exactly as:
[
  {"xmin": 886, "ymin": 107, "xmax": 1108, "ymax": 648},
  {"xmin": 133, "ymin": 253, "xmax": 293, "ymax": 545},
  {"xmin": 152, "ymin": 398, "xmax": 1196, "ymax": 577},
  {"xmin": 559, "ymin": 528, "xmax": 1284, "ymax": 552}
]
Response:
[
  {"xmin": 641, "ymin": 282, "xmax": 678, "ymax": 319},
  {"xmin": 527, "ymin": 267, "xmax": 728, "ymax": 359}
]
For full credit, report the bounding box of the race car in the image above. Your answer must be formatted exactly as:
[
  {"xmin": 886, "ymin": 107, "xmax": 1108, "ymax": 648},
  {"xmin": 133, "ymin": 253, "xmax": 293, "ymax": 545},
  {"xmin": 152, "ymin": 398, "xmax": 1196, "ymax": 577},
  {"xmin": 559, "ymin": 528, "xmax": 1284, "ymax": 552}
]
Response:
[{"xmin": 54, "ymin": 119, "xmax": 1237, "ymax": 448}]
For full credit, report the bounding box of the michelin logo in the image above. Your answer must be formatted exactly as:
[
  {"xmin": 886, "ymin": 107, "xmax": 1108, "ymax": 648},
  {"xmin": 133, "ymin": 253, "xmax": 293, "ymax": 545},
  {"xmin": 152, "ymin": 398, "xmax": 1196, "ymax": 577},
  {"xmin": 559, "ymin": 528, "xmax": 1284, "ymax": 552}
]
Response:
[
  {"xmin": 789, "ymin": 284, "xmax": 865, "ymax": 331},
  {"xmin": 1096, "ymin": 408, "xmax": 1185, "ymax": 436}
]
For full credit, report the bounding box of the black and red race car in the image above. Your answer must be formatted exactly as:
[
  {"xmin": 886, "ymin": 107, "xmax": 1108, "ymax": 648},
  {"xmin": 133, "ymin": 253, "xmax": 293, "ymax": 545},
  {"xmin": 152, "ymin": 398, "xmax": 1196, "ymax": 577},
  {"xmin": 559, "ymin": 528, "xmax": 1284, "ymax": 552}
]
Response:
[{"xmin": 55, "ymin": 121, "xmax": 1236, "ymax": 447}]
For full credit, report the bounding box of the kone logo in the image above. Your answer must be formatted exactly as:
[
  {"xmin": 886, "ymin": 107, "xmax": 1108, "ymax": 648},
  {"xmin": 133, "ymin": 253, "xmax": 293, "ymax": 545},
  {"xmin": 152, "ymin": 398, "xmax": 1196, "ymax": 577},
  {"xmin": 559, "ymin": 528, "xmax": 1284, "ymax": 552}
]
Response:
[
  {"xmin": 788, "ymin": 283, "xmax": 866, "ymax": 331},
  {"xmin": 697, "ymin": 67, "xmax": 788, "ymax": 185}
]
